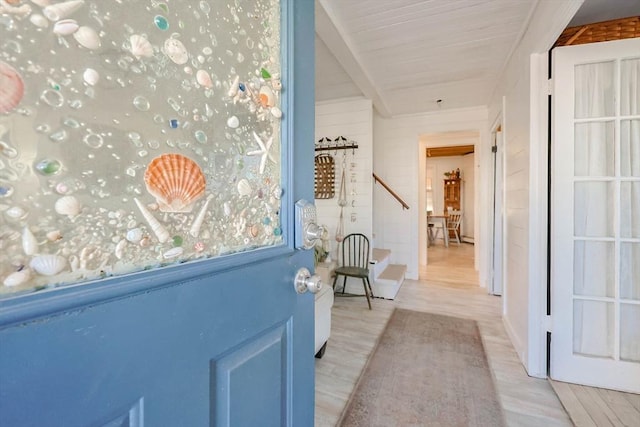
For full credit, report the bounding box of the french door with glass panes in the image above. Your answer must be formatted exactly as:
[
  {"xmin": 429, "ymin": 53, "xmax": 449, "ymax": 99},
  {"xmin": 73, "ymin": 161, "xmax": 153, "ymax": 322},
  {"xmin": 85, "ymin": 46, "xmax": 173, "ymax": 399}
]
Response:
[{"xmin": 551, "ymin": 38, "xmax": 640, "ymax": 393}]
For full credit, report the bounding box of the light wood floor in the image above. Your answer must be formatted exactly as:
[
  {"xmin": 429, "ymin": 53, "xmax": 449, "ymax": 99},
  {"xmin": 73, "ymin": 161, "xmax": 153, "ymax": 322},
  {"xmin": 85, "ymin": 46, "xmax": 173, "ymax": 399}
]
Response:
[{"xmin": 314, "ymin": 242, "xmax": 639, "ymax": 426}]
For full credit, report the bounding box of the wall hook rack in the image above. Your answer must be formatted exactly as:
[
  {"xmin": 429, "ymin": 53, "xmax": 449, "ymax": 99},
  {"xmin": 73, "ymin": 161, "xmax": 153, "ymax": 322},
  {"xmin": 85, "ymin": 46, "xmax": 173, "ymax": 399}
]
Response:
[{"xmin": 315, "ymin": 136, "xmax": 358, "ymax": 152}]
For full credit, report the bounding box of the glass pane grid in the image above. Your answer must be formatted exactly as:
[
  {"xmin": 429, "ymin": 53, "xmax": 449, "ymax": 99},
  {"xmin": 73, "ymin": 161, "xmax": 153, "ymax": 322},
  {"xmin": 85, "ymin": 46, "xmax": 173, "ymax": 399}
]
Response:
[{"xmin": 571, "ymin": 59, "xmax": 638, "ymax": 362}]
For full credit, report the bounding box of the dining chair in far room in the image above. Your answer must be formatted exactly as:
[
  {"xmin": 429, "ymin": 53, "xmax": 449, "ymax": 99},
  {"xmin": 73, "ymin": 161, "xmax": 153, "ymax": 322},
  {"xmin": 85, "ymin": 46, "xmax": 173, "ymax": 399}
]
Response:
[
  {"xmin": 446, "ymin": 210, "xmax": 463, "ymax": 244},
  {"xmin": 427, "ymin": 210, "xmax": 435, "ymax": 246},
  {"xmin": 332, "ymin": 233, "xmax": 374, "ymax": 309}
]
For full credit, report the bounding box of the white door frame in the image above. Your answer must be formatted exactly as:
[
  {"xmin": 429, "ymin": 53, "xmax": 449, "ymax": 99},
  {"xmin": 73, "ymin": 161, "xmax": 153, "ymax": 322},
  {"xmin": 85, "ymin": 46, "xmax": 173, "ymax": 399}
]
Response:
[{"xmin": 490, "ymin": 117, "xmax": 505, "ymax": 297}]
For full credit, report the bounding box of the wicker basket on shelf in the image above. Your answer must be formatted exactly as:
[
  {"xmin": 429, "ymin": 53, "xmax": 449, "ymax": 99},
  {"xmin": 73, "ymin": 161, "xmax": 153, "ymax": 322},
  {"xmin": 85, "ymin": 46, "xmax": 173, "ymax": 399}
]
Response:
[{"xmin": 554, "ymin": 16, "xmax": 639, "ymax": 47}]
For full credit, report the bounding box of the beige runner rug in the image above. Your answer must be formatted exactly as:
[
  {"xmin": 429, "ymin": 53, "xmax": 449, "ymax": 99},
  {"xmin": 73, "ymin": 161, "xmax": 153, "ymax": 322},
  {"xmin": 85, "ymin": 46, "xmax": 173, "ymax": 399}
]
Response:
[{"xmin": 338, "ymin": 308, "xmax": 505, "ymax": 427}]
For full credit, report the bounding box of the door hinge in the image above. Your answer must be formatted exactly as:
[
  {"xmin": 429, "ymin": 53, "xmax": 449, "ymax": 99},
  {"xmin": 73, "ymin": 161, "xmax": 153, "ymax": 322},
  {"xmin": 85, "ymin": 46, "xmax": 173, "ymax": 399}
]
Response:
[
  {"xmin": 547, "ymin": 78, "xmax": 553, "ymax": 96},
  {"xmin": 491, "ymin": 145, "xmax": 497, "ymax": 153},
  {"xmin": 545, "ymin": 315, "xmax": 552, "ymax": 332}
]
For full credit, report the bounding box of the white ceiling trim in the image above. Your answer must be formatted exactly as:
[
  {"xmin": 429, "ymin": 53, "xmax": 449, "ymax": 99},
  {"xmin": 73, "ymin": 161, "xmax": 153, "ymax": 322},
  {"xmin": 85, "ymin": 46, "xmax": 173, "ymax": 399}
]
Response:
[{"xmin": 315, "ymin": 0, "xmax": 393, "ymax": 117}]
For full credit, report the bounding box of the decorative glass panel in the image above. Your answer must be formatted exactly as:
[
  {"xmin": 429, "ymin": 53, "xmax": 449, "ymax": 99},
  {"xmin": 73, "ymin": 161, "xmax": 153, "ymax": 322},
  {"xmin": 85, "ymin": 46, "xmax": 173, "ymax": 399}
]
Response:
[
  {"xmin": 575, "ymin": 61, "xmax": 615, "ymax": 119},
  {"xmin": 620, "ymin": 304, "xmax": 640, "ymax": 363},
  {"xmin": 621, "ymin": 58, "xmax": 640, "ymax": 116},
  {"xmin": 0, "ymin": 0, "xmax": 283, "ymax": 296},
  {"xmin": 621, "ymin": 120, "xmax": 640, "ymax": 177},
  {"xmin": 573, "ymin": 299, "xmax": 614, "ymax": 358},
  {"xmin": 574, "ymin": 181, "xmax": 614, "ymax": 237},
  {"xmin": 574, "ymin": 241, "xmax": 614, "ymax": 298},
  {"xmin": 621, "ymin": 243, "xmax": 640, "ymax": 301},
  {"xmin": 621, "ymin": 182, "xmax": 640, "ymax": 238},
  {"xmin": 574, "ymin": 121, "xmax": 614, "ymax": 176}
]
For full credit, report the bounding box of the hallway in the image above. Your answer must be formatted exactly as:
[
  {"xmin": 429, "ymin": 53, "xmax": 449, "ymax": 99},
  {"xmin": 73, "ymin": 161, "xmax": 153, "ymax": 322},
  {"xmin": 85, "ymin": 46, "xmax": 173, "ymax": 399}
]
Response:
[{"xmin": 315, "ymin": 243, "xmax": 572, "ymax": 426}]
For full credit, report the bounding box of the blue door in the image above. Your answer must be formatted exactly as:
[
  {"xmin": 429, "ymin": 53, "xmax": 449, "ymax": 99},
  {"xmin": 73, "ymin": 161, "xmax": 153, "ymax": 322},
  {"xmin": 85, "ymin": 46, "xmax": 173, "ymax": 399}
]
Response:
[{"xmin": 0, "ymin": 0, "xmax": 316, "ymax": 425}]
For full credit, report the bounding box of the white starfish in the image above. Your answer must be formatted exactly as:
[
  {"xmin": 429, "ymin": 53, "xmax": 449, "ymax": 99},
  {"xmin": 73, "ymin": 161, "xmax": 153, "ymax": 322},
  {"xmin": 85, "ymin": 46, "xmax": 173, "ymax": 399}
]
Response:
[{"xmin": 247, "ymin": 132, "xmax": 275, "ymax": 174}]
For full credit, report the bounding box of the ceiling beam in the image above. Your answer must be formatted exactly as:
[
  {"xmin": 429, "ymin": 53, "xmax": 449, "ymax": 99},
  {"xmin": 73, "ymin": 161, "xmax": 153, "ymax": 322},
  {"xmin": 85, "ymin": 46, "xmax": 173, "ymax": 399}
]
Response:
[
  {"xmin": 315, "ymin": 0, "xmax": 393, "ymax": 117},
  {"xmin": 426, "ymin": 145, "xmax": 475, "ymax": 158}
]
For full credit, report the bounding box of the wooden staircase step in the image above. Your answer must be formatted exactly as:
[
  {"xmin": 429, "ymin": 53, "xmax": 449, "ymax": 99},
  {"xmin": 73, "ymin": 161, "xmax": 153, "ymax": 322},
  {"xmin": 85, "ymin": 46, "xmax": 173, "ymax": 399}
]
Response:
[
  {"xmin": 377, "ymin": 264, "xmax": 406, "ymax": 282},
  {"xmin": 372, "ymin": 248, "xmax": 391, "ymax": 263},
  {"xmin": 373, "ymin": 264, "xmax": 406, "ymax": 300}
]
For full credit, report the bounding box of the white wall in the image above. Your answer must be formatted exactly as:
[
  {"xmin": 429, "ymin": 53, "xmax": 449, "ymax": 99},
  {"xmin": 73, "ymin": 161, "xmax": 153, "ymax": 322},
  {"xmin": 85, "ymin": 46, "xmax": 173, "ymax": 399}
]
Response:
[
  {"xmin": 373, "ymin": 107, "xmax": 488, "ymax": 280},
  {"xmin": 315, "ymin": 97, "xmax": 373, "ymax": 259},
  {"xmin": 486, "ymin": 0, "xmax": 583, "ymax": 377}
]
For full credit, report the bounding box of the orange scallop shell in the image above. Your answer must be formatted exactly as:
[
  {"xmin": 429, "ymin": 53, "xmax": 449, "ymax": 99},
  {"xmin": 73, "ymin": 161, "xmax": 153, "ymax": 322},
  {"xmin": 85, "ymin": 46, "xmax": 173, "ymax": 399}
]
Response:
[
  {"xmin": 144, "ymin": 153, "xmax": 206, "ymax": 212},
  {"xmin": 0, "ymin": 61, "xmax": 25, "ymax": 114}
]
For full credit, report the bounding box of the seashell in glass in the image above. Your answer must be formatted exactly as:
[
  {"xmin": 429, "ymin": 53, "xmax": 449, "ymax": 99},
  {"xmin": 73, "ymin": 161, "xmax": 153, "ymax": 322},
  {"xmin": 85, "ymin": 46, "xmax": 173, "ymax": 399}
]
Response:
[
  {"xmin": 3, "ymin": 269, "xmax": 31, "ymax": 287},
  {"xmin": 31, "ymin": 0, "xmax": 52, "ymax": 8},
  {"xmin": 30, "ymin": 14, "xmax": 49, "ymax": 28},
  {"xmin": 259, "ymin": 85, "xmax": 275, "ymax": 107},
  {"xmin": 5, "ymin": 205, "xmax": 28, "ymax": 220},
  {"xmin": 54, "ymin": 195, "xmax": 81, "ymax": 216},
  {"xmin": 53, "ymin": 19, "xmax": 79, "ymax": 35},
  {"xmin": 0, "ymin": 61, "xmax": 25, "ymax": 114},
  {"xmin": 83, "ymin": 68, "xmax": 99, "ymax": 85},
  {"xmin": 130, "ymin": 34, "xmax": 154, "ymax": 59},
  {"xmin": 30, "ymin": 254, "xmax": 67, "ymax": 276},
  {"xmin": 163, "ymin": 246, "xmax": 183, "ymax": 259},
  {"xmin": 163, "ymin": 38, "xmax": 188, "ymax": 65},
  {"xmin": 73, "ymin": 26, "xmax": 100, "ymax": 50},
  {"xmin": 143, "ymin": 153, "xmax": 206, "ymax": 213},
  {"xmin": 226, "ymin": 115, "xmax": 239, "ymax": 128},
  {"xmin": 270, "ymin": 106, "xmax": 282, "ymax": 119},
  {"xmin": 125, "ymin": 227, "xmax": 143, "ymax": 243},
  {"xmin": 43, "ymin": 0, "xmax": 85, "ymax": 21},
  {"xmin": 196, "ymin": 69, "xmax": 212, "ymax": 88},
  {"xmin": 22, "ymin": 227, "xmax": 38, "ymax": 256},
  {"xmin": 237, "ymin": 178, "xmax": 252, "ymax": 197},
  {"xmin": 46, "ymin": 230, "xmax": 63, "ymax": 242}
]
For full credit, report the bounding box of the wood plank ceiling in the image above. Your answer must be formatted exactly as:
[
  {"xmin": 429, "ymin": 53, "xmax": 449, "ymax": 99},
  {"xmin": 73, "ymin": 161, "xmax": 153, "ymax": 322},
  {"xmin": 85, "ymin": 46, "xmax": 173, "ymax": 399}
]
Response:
[
  {"xmin": 314, "ymin": 0, "xmax": 640, "ymax": 117},
  {"xmin": 315, "ymin": 0, "xmax": 537, "ymax": 117}
]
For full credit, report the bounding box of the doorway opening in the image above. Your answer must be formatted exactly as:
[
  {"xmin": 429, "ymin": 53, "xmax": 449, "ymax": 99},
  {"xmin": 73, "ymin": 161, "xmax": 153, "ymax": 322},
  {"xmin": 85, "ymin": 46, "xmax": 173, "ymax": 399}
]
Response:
[{"xmin": 418, "ymin": 131, "xmax": 479, "ymax": 280}]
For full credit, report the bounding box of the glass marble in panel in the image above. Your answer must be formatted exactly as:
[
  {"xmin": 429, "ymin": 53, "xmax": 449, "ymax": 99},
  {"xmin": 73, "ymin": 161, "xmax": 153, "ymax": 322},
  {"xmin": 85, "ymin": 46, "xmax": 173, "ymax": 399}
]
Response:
[
  {"xmin": 621, "ymin": 120, "xmax": 640, "ymax": 177},
  {"xmin": 574, "ymin": 181, "xmax": 614, "ymax": 237},
  {"xmin": 575, "ymin": 61, "xmax": 615, "ymax": 119},
  {"xmin": 621, "ymin": 182, "xmax": 640, "ymax": 239},
  {"xmin": 620, "ymin": 304, "xmax": 640, "ymax": 363},
  {"xmin": 574, "ymin": 121, "xmax": 614, "ymax": 176},
  {"xmin": 574, "ymin": 241, "xmax": 615, "ymax": 298},
  {"xmin": 0, "ymin": 0, "xmax": 284, "ymax": 296},
  {"xmin": 573, "ymin": 300, "xmax": 614, "ymax": 359},
  {"xmin": 621, "ymin": 58, "xmax": 640, "ymax": 116},
  {"xmin": 621, "ymin": 243, "xmax": 640, "ymax": 301}
]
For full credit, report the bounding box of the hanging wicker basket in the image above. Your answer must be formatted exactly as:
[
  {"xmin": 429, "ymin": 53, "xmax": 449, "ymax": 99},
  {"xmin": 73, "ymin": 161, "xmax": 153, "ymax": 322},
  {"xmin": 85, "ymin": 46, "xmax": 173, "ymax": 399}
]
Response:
[
  {"xmin": 314, "ymin": 154, "xmax": 335, "ymax": 199},
  {"xmin": 554, "ymin": 16, "xmax": 639, "ymax": 47}
]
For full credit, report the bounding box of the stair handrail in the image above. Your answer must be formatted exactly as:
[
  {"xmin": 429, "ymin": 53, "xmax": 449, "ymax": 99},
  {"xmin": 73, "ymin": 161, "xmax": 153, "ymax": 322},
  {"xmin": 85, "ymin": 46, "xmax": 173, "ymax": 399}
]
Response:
[{"xmin": 372, "ymin": 173, "xmax": 410, "ymax": 210}]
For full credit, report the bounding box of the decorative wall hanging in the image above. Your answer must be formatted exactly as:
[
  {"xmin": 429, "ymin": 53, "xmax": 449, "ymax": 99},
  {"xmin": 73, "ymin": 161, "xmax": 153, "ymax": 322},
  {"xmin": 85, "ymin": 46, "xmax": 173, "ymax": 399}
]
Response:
[
  {"xmin": 335, "ymin": 152, "xmax": 348, "ymax": 242},
  {"xmin": 314, "ymin": 154, "xmax": 335, "ymax": 199},
  {"xmin": 0, "ymin": 0, "xmax": 283, "ymax": 296}
]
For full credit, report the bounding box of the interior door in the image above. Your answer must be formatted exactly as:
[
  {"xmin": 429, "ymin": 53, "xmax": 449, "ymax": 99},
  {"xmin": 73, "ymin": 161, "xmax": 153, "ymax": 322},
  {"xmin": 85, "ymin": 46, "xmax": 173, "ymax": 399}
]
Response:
[
  {"xmin": 0, "ymin": 0, "xmax": 317, "ymax": 425},
  {"xmin": 551, "ymin": 38, "xmax": 640, "ymax": 393}
]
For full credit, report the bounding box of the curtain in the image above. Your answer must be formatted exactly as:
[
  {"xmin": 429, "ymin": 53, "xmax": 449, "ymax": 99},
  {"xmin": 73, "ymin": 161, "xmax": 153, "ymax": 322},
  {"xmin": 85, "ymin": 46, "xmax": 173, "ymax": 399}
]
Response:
[{"xmin": 573, "ymin": 59, "xmax": 640, "ymax": 361}]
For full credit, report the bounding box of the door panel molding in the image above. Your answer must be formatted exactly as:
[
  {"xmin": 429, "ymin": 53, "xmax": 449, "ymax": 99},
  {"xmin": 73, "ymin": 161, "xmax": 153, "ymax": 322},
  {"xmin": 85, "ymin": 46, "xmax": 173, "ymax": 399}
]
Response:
[{"xmin": 211, "ymin": 321, "xmax": 290, "ymax": 427}]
